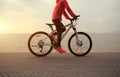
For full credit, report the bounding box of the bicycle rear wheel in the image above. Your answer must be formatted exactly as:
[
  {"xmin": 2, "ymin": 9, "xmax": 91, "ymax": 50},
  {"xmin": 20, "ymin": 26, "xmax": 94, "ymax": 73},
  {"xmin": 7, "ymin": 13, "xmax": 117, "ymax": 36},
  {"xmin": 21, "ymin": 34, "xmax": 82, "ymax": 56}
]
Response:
[
  {"xmin": 68, "ymin": 32, "xmax": 92, "ymax": 57},
  {"xmin": 28, "ymin": 31, "xmax": 53, "ymax": 57}
]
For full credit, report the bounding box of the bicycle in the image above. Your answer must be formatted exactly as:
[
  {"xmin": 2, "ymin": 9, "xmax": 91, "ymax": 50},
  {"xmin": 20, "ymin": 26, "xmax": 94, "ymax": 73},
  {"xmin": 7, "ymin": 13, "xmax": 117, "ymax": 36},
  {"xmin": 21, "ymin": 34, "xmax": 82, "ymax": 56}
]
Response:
[{"xmin": 28, "ymin": 15, "xmax": 92, "ymax": 57}]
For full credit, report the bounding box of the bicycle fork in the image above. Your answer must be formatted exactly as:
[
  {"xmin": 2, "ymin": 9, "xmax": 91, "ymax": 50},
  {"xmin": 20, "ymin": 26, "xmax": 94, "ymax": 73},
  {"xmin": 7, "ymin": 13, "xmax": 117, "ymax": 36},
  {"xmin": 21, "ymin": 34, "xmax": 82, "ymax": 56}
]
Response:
[{"xmin": 74, "ymin": 28, "xmax": 82, "ymax": 47}]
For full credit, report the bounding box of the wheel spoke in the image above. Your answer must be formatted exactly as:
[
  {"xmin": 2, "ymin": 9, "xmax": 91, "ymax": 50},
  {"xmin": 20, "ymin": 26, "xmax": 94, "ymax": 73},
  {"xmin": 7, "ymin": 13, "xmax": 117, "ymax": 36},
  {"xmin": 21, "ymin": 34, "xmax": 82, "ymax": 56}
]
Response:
[
  {"xmin": 31, "ymin": 45, "xmax": 39, "ymax": 47},
  {"xmin": 28, "ymin": 32, "xmax": 53, "ymax": 57},
  {"xmin": 68, "ymin": 32, "xmax": 92, "ymax": 56}
]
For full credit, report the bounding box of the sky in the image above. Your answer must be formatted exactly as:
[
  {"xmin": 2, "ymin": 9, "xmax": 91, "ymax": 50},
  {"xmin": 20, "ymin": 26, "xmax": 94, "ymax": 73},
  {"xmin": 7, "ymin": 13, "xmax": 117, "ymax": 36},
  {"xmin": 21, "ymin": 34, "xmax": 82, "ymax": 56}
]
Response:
[{"xmin": 0, "ymin": 0, "xmax": 120, "ymax": 34}]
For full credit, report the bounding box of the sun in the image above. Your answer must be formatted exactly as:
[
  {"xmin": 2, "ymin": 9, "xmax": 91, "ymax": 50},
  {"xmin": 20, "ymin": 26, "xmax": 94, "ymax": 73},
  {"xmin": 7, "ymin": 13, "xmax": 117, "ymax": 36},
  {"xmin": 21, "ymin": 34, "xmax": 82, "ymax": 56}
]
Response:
[{"xmin": 0, "ymin": 23, "xmax": 7, "ymax": 33}]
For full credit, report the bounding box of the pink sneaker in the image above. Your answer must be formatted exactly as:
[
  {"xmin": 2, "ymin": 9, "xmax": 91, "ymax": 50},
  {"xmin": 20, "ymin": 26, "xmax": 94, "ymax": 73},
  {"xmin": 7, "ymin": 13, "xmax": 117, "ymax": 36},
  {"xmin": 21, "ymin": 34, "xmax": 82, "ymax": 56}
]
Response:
[{"xmin": 56, "ymin": 47, "xmax": 66, "ymax": 53}]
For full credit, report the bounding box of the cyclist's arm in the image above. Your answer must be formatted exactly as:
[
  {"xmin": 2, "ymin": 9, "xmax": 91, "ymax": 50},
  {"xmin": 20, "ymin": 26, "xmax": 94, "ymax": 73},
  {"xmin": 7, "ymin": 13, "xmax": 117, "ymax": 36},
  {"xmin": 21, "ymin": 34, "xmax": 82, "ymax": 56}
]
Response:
[
  {"xmin": 62, "ymin": 10, "xmax": 70, "ymax": 20},
  {"xmin": 63, "ymin": 0, "xmax": 76, "ymax": 18}
]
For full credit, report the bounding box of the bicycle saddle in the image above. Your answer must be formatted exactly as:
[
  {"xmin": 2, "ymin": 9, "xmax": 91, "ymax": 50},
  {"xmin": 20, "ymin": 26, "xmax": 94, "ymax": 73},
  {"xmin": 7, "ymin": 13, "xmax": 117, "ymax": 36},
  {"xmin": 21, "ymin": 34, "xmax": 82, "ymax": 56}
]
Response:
[{"xmin": 46, "ymin": 23, "xmax": 55, "ymax": 26}]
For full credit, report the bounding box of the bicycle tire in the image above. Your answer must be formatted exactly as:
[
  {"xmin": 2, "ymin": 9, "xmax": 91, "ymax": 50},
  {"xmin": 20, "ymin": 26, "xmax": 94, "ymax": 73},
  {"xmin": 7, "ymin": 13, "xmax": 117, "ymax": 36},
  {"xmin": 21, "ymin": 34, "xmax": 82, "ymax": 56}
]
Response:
[
  {"xmin": 28, "ymin": 31, "xmax": 53, "ymax": 57},
  {"xmin": 68, "ymin": 32, "xmax": 92, "ymax": 57}
]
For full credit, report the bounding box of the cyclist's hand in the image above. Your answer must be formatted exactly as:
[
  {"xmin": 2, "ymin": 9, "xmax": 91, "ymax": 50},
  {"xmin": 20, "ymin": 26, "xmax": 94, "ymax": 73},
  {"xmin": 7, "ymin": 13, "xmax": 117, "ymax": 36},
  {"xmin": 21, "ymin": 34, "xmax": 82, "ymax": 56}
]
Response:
[
  {"xmin": 69, "ymin": 18, "xmax": 74, "ymax": 21},
  {"xmin": 74, "ymin": 15, "xmax": 80, "ymax": 20},
  {"xmin": 73, "ymin": 16, "xmax": 77, "ymax": 20},
  {"xmin": 69, "ymin": 15, "xmax": 80, "ymax": 23},
  {"xmin": 70, "ymin": 15, "xmax": 80, "ymax": 21}
]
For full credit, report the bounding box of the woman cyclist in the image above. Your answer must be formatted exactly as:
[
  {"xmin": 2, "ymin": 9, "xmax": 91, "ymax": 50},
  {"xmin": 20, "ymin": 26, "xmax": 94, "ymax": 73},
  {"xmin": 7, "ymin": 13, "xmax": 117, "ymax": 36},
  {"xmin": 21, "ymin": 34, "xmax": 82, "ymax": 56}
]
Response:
[{"xmin": 52, "ymin": 0, "xmax": 77, "ymax": 53}]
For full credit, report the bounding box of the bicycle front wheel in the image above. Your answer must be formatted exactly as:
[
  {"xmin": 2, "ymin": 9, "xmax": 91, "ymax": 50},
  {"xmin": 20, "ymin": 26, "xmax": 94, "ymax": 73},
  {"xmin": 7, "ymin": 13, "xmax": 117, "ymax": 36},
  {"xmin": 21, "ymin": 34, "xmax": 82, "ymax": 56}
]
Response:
[
  {"xmin": 28, "ymin": 31, "xmax": 53, "ymax": 57},
  {"xmin": 68, "ymin": 32, "xmax": 92, "ymax": 57}
]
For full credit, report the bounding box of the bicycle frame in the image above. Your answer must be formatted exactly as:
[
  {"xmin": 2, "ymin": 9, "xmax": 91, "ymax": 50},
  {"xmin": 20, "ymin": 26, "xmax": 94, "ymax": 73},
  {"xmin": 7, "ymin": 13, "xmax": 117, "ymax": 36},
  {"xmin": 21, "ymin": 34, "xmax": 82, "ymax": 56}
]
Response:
[
  {"xmin": 48, "ymin": 18, "xmax": 80, "ymax": 46},
  {"xmin": 28, "ymin": 15, "xmax": 92, "ymax": 56},
  {"xmin": 61, "ymin": 20, "xmax": 78, "ymax": 41}
]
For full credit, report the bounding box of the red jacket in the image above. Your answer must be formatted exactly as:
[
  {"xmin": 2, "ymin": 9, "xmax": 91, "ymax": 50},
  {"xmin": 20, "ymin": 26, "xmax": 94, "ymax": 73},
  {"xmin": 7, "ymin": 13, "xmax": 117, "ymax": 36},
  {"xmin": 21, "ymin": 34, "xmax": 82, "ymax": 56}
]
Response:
[{"xmin": 52, "ymin": 0, "xmax": 76, "ymax": 20}]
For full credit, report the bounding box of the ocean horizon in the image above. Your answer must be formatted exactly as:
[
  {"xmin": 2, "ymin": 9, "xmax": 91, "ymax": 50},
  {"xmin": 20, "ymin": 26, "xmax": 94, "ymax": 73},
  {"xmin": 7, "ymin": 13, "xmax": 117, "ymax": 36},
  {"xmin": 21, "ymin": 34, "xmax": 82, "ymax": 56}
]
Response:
[{"xmin": 0, "ymin": 33, "xmax": 120, "ymax": 53}]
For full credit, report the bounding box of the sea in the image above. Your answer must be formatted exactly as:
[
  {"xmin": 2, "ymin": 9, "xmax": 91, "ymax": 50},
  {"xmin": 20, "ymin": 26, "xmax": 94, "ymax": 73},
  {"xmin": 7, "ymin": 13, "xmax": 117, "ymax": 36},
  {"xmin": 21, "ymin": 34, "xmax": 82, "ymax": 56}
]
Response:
[{"xmin": 0, "ymin": 33, "xmax": 120, "ymax": 53}]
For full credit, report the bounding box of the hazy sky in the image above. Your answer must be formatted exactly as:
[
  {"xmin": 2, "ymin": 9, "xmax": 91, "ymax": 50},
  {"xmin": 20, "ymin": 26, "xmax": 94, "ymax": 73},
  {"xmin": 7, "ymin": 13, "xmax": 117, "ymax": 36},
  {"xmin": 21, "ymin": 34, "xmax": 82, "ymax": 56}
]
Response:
[{"xmin": 0, "ymin": 0, "xmax": 120, "ymax": 33}]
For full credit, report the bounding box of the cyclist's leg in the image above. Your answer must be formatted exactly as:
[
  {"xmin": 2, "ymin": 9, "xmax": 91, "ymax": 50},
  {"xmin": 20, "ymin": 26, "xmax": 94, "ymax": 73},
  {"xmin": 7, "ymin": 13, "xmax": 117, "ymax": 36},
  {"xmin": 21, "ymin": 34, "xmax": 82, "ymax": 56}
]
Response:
[
  {"xmin": 52, "ymin": 19, "xmax": 66, "ymax": 32},
  {"xmin": 52, "ymin": 19, "xmax": 62, "ymax": 47},
  {"xmin": 52, "ymin": 19, "xmax": 66, "ymax": 53}
]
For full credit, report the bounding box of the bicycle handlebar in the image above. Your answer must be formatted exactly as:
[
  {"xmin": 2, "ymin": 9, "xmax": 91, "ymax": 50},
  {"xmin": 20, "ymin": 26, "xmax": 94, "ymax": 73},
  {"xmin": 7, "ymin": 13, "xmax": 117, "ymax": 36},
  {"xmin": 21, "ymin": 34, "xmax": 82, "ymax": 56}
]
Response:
[{"xmin": 70, "ymin": 15, "xmax": 80, "ymax": 23}]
